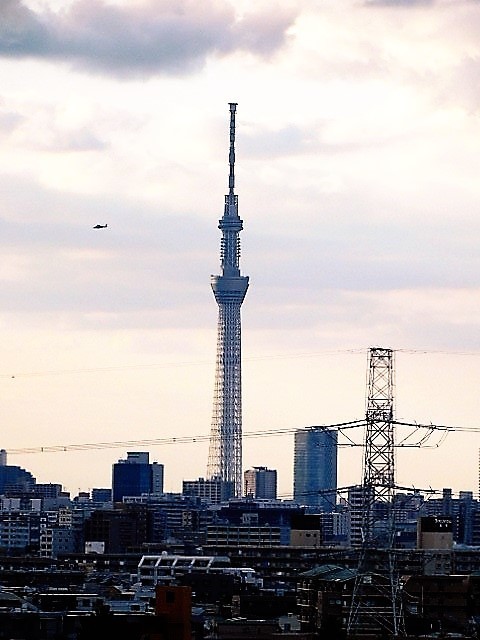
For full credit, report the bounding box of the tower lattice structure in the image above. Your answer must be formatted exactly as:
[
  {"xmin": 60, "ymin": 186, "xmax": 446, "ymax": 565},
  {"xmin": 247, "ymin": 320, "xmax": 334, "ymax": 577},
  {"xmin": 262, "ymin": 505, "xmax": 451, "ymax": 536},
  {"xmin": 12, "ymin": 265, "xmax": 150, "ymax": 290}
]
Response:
[
  {"xmin": 363, "ymin": 346, "xmax": 396, "ymax": 544},
  {"xmin": 348, "ymin": 347, "xmax": 405, "ymax": 638},
  {"xmin": 206, "ymin": 103, "xmax": 249, "ymax": 497}
]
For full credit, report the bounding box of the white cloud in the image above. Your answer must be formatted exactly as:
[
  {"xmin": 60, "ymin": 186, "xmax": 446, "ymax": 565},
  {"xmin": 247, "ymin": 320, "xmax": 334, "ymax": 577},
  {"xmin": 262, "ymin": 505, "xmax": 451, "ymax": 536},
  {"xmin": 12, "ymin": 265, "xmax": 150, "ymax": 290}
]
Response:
[{"xmin": 0, "ymin": 0, "xmax": 298, "ymax": 77}]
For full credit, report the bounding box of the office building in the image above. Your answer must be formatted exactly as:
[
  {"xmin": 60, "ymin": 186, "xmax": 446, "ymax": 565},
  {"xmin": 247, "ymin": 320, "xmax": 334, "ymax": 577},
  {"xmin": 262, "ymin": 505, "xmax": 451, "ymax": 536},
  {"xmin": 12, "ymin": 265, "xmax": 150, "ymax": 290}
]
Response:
[
  {"xmin": 346, "ymin": 484, "xmax": 374, "ymax": 547},
  {"xmin": 84, "ymin": 503, "xmax": 148, "ymax": 554},
  {"xmin": 91, "ymin": 488, "xmax": 112, "ymax": 503},
  {"xmin": 182, "ymin": 477, "xmax": 233, "ymax": 504},
  {"xmin": 293, "ymin": 427, "xmax": 337, "ymax": 511},
  {"xmin": 244, "ymin": 467, "xmax": 277, "ymax": 499},
  {"xmin": 0, "ymin": 463, "xmax": 35, "ymax": 495},
  {"xmin": 211, "ymin": 498, "xmax": 302, "ymax": 545},
  {"xmin": 151, "ymin": 463, "xmax": 164, "ymax": 495},
  {"xmin": 33, "ymin": 484, "xmax": 63, "ymax": 499},
  {"xmin": 112, "ymin": 452, "xmax": 164, "ymax": 502},
  {"xmin": 0, "ymin": 511, "xmax": 41, "ymax": 552}
]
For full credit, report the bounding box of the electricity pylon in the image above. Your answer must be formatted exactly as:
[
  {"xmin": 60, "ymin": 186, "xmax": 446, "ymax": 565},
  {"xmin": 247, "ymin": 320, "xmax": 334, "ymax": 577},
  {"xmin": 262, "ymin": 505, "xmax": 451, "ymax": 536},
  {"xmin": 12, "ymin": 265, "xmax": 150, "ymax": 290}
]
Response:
[{"xmin": 348, "ymin": 347, "xmax": 405, "ymax": 638}]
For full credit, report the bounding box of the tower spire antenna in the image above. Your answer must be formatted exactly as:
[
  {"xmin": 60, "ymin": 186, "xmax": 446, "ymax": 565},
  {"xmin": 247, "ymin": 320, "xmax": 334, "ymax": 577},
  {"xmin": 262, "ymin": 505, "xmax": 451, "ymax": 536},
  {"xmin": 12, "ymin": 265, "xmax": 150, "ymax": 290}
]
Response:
[
  {"xmin": 228, "ymin": 102, "xmax": 237, "ymax": 196},
  {"xmin": 207, "ymin": 103, "xmax": 249, "ymax": 498}
]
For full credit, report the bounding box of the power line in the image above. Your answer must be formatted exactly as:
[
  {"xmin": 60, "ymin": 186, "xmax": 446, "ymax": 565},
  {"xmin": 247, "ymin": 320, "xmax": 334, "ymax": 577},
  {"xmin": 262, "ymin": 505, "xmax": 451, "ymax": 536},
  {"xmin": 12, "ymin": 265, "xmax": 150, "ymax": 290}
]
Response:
[
  {"xmin": 395, "ymin": 348, "xmax": 480, "ymax": 356},
  {"xmin": 6, "ymin": 419, "xmax": 476, "ymax": 456},
  {"xmin": 0, "ymin": 348, "xmax": 367, "ymax": 380},
  {"xmin": 3, "ymin": 346, "xmax": 479, "ymax": 380},
  {"xmin": 7, "ymin": 421, "xmax": 364, "ymax": 455}
]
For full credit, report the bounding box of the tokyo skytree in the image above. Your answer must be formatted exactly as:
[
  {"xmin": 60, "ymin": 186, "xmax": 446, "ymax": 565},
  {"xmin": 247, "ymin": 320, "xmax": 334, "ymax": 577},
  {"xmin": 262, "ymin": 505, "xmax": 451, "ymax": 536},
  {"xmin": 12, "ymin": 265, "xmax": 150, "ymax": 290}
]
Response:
[{"xmin": 206, "ymin": 103, "xmax": 249, "ymax": 497}]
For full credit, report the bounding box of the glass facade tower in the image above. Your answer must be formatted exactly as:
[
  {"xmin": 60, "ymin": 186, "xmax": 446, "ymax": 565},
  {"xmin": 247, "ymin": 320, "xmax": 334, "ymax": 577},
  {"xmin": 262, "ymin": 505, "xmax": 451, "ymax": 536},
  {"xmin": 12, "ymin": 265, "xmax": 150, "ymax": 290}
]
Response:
[
  {"xmin": 112, "ymin": 452, "xmax": 164, "ymax": 503},
  {"xmin": 293, "ymin": 427, "xmax": 338, "ymax": 511}
]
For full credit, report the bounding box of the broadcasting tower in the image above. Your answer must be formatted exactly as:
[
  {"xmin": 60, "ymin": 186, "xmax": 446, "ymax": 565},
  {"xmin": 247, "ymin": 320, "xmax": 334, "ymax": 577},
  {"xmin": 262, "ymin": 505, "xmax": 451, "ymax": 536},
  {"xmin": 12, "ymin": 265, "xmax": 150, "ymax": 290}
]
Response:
[{"xmin": 206, "ymin": 103, "xmax": 249, "ymax": 497}]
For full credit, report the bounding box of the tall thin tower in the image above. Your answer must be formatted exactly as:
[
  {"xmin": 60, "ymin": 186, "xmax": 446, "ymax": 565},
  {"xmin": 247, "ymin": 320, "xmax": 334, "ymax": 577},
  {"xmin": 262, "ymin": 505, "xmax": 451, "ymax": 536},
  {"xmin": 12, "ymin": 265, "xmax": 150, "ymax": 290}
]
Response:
[
  {"xmin": 348, "ymin": 347, "xmax": 404, "ymax": 638},
  {"xmin": 207, "ymin": 103, "xmax": 249, "ymax": 497},
  {"xmin": 362, "ymin": 346, "xmax": 396, "ymax": 545}
]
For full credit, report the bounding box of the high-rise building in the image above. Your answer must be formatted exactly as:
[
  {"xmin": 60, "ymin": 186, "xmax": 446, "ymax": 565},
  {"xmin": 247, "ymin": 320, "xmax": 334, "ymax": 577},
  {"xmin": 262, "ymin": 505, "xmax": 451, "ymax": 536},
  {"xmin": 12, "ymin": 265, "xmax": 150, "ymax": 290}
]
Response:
[
  {"xmin": 183, "ymin": 477, "xmax": 233, "ymax": 504},
  {"xmin": 112, "ymin": 452, "xmax": 164, "ymax": 502},
  {"xmin": 151, "ymin": 462, "xmax": 164, "ymax": 496},
  {"xmin": 244, "ymin": 467, "xmax": 277, "ymax": 499},
  {"xmin": 478, "ymin": 449, "xmax": 480, "ymax": 498},
  {"xmin": 347, "ymin": 484, "xmax": 374, "ymax": 547},
  {"xmin": 206, "ymin": 103, "xmax": 249, "ymax": 497},
  {"xmin": 0, "ymin": 463, "xmax": 35, "ymax": 495},
  {"xmin": 293, "ymin": 427, "xmax": 338, "ymax": 511},
  {"xmin": 0, "ymin": 450, "xmax": 36, "ymax": 494}
]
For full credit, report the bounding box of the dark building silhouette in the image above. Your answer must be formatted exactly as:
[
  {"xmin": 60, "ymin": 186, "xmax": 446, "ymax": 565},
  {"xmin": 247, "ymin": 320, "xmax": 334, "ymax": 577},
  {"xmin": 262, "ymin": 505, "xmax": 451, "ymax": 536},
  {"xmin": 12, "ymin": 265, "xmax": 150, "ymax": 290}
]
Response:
[
  {"xmin": 33, "ymin": 483, "xmax": 63, "ymax": 499},
  {"xmin": 210, "ymin": 499, "xmax": 303, "ymax": 545},
  {"xmin": 0, "ymin": 465, "xmax": 35, "ymax": 495},
  {"xmin": 91, "ymin": 488, "xmax": 112, "ymax": 503},
  {"xmin": 84, "ymin": 504, "xmax": 148, "ymax": 553},
  {"xmin": 112, "ymin": 452, "xmax": 163, "ymax": 502}
]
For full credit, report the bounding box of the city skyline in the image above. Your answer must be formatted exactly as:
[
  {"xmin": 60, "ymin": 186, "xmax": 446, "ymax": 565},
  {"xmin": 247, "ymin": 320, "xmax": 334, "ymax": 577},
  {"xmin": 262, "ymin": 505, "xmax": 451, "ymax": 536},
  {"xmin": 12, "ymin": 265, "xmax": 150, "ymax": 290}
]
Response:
[
  {"xmin": 0, "ymin": 1, "xmax": 479, "ymax": 496},
  {"xmin": 2, "ymin": 428, "xmax": 480, "ymax": 503}
]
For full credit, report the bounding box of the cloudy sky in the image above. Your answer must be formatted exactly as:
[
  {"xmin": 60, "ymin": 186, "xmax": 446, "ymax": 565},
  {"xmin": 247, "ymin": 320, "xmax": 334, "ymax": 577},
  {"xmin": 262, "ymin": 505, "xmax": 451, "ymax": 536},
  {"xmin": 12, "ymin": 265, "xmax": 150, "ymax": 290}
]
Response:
[{"xmin": 1, "ymin": 0, "xmax": 480, "ymax": 497}]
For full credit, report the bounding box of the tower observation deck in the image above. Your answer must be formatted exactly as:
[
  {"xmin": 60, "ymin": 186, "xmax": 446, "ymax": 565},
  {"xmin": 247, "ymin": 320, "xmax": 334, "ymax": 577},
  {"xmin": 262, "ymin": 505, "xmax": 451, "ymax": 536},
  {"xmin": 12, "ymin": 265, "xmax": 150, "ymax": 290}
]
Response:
[{"xmin": 206, "ymin": 103, "xmax": 249, "ymax": 497}]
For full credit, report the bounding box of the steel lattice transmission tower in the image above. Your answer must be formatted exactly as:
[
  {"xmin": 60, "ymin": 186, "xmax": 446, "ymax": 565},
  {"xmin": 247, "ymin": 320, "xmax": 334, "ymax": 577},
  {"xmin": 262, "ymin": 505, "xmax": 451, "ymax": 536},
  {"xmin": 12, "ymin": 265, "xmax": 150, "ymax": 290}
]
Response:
[
  {"xmin": 363, "ymin": 345, "xmax": 396, "ymax": 544},
  {"xmin": 348, "ymin": 347, "xmax": 405, "ymax": 638},
  {"xmin": 206, "ymin": 103, "xmax": 249, "ymax": 497}
]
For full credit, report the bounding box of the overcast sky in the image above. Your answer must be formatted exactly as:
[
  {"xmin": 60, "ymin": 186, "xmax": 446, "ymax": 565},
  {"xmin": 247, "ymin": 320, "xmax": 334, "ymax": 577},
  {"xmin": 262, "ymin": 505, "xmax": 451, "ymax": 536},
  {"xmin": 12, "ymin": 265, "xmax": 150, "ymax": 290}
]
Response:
[{"xmin": 1, "ymin": 0, "xmax": 480, "ymax": 497}]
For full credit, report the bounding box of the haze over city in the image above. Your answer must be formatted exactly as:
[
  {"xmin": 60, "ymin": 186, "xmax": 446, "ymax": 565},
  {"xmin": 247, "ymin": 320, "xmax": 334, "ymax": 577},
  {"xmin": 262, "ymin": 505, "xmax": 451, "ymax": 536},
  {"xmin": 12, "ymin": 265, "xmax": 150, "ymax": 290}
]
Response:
[{"xmin": 0, "ymin": 0, "xmax": 479, "ymax": 497}]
